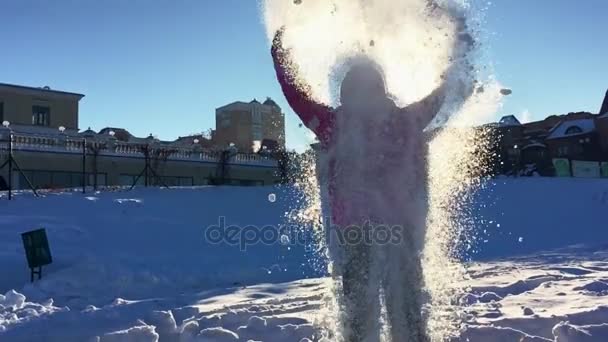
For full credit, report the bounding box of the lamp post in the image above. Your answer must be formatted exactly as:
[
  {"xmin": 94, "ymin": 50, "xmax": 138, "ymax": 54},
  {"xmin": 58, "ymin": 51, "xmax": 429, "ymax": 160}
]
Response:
[
  {"xmin": 57, "ymin": 125, "xmax": 67, "ymax": 149},
  {"xmin": 82, "ymin": 135, "xmax": 87, "ymax": 194},
  {"xmin": 107, "ymin": 131, "xmax": 116, "ymax": 154},
  {"xmin": 2, "ymin": 121, "xmax": 12, "ymax": 200}
]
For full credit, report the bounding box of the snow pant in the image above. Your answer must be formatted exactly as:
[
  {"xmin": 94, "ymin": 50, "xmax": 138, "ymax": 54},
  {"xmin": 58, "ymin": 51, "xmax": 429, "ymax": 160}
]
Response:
[
  {"xmin": 335, "ymin": 188, "xmax": 430, "ymax": 342},
  {"xmin": 341, "ymin": 240, "xmax": 381, "ymax": 342},
  {"xmin": 338, "ymin": 226, "xmax": 429, "ymax": 342},
  {"xmin": 384, "ymin": 226, "xmax": 429, "ymax": 342}
]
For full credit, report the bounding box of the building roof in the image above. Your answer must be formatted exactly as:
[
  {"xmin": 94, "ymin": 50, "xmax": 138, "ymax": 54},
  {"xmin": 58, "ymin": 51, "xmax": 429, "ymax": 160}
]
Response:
[
  {"xmin": 79, "ymin": 127, "xmax": 97, "ymax": 136},
  {"xmin": 547, "ymin": 119, "xmax": 596, "ymax": 140},
  {"xmin": 600, "ymin": 89, "xmax": 608, "ymax": 116},
  {"xmin": 263, "ymin": 97, "xmax": 280, "ymax": 109},
  {"xmin": 98, "ymin": 127, "xmax": 133, "ymax": 141},
  {"xmin": 216, "ymin": 101, "xmax": 251, "ymax": 112},
  {"xmin": 0, "ymin": 82, "xmax": 85, "ymax": 99},
  {"xmin": 498, "ymin": 115, "xmax": 522, "ymax": 127},
  {"xmin": 216, "ymin": 98, "xmax": 283, "ymax": 112}
]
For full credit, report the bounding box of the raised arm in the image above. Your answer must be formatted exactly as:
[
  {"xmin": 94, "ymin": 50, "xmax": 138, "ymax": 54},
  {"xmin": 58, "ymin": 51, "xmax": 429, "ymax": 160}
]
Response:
[
  {"xmin": 271, "ymin": 28, "xmax": 333, "ymax": 140},
  {"xmin": 405, "ymin": 19, "xmax": 475, "ymax": 129}
]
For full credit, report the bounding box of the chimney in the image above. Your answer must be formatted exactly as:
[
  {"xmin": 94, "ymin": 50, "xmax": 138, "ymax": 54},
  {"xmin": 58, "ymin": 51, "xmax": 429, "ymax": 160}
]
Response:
[{"xmin": 601, "ymin": 88, "xmax": 608, "ymax": 115}]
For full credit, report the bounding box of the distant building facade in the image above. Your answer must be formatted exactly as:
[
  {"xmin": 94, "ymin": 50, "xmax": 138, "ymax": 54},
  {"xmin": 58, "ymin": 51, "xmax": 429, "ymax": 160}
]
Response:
[
  {"xmin": 0, "ymin": 83, "xmax": 282, "ymax": 190},
  {"xmin": 0, "ymin": 83, "xmax": 84, "ymax": 134},
  {"xmin": 488, "ymin": 89, "xmax": 608, "ymax": 177},
  {"xmin": 214, "ymin": 98, "xmax": 285, "ymax": 153}
]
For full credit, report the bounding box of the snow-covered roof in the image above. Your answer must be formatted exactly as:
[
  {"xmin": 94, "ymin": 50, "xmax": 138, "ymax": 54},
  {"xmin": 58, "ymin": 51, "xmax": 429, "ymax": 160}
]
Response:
[
  {"xmin": 547, "ymin": 119, "xmax": 596, "ymax": 140},
  {"xmin": 498, "ymin": 115, "xmax": 522, "ymax": 127}
]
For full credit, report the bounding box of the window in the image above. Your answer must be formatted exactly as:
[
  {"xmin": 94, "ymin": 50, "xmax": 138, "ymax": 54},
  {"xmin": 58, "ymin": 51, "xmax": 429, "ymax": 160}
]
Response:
[
  {"xmin": 251, "ymin": 108, "xmax": 263, "ymax": 141},
  {"xmin": 252, "ymin": 125, "xmax": 263, "ymax": 141},
  {"xmin": 565, "ymin": 126, "xmax": 583, "ymax": 135},
  {"xmin": 252, "ymin": 108, "xmax": 262, "ymax": 124},
  {"xmin": 507, "ymin": 148, "xmax": 520, "ymax": 157},
  {"xmin": 218, "ymin": 112, "xmax": 231, "ymax": 128},
  {"xmin": 32, "ymin": 106, "xmax": 50, "ymax": 126}
]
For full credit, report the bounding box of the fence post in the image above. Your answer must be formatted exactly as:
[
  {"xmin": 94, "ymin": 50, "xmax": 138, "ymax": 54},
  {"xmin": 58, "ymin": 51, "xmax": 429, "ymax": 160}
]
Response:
[
  {"xmin": 8, "ymin": 132, "xmax": 13, "ymax": 200},
  {"xmin": 82, "ymin": 138, "xmax": 86, "ymax": 194}
]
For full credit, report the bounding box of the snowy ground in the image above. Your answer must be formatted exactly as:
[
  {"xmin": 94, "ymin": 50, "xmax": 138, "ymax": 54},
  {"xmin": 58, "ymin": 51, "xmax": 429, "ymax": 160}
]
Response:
[
  {"xmin": 459, "ymin": 245, "xmax": 608, "ymax": 341},
  {"xmin": 1, "ymin": 179, "xmax": 608, "ymax": 341},
  {"xmin": 2, "ymin": 246, "xmax": 608, "ymax": 341}
]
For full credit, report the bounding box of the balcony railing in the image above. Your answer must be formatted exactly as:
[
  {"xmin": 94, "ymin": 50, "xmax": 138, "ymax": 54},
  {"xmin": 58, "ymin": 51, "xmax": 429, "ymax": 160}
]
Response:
[{"xmin": 0, "ymin": 129, "xmax": 278, "ymax": 167}]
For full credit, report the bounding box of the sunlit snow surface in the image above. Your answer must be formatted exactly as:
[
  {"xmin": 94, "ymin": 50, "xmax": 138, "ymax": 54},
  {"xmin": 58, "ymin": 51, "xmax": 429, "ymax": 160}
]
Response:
[
  {"xmin": 2, "ymin": 246, "xmax": 608, "ymax": 341},
  {"xmin": 1, "ymin": 182, "xmax": 607, "ymax": 341}
]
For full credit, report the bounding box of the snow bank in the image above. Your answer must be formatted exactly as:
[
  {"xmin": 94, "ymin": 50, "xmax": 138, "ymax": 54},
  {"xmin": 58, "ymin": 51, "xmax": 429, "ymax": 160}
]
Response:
[
  {"xmin": 2, "ymin": 249, "xmax": 608, "ymax": 341},
  {"xmin": 470, "ymin": 178, "xmax": 608, "ymax": 260},
  {"xmin": 0, "ymin": 186, "xmax": 323, "ymax": 308},
  {"xmin": 553, "ymin": 322, "xmax": 608, "ymax": 342},
  {"xmin": 459, "ymin": 325, "xmax": 552, "ymax": 341},
  {"xmin": 100, "ymin": 324, "xmax": 159, "ymax": 342}
]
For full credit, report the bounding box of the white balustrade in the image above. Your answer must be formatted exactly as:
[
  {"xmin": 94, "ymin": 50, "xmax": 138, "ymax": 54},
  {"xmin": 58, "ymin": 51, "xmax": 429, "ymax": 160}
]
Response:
[{"xmin": 1, "ymin": 131, "xmax": 278, "ymax": 167}]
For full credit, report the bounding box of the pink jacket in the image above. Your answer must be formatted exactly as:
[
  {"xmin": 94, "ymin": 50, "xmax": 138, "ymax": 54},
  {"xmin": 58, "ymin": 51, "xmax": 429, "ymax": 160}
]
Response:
[{"xmin": 271, "ymin": 31, "xmax": 449, "ymax": 227}]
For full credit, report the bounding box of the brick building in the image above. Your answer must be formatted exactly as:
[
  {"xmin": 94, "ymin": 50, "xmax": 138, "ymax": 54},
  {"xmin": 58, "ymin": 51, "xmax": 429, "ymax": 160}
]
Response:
[
  {"xmin": 489, "ymin": 89, "xmax": 608, "ymax": 176},
  {"xmin": 214, "ymin": 98, "xmax": 285, "ymax": 153}
]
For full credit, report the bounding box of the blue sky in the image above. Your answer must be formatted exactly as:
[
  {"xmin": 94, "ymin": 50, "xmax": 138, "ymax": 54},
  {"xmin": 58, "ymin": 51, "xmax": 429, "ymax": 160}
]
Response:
[{"xmin": 0, "ymin": 0, "xmax": 606, "ymax": 151}]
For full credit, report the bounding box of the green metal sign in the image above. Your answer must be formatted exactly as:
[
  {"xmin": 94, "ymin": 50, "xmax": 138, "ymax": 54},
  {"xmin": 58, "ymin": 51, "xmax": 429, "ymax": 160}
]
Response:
[
  {"xmin": 22, "ymin": 228, "xmax": 52, "ymax": 281},
  {"xmin": 601, "ymin": 162, "xmax": 608, "ymax": 178},
  {"xmin": 552, "ymin": 158, "xmax": 571, "ymax": 177}
]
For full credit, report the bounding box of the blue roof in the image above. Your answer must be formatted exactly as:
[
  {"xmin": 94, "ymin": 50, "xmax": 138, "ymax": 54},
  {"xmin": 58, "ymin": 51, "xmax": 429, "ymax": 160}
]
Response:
[
  {"xmin": 547, "ymin": 119, "xmax": 596, "ymax": 140},
  {"xmin": 498, "ymin": 115, "xmax": 522, "ymax": 127}
]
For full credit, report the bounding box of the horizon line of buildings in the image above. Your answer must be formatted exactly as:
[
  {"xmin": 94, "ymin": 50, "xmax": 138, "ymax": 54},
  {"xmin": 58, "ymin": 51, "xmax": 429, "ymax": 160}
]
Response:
[
  {"xmin": 0, "ymin": 82, "xmax": 286, "ymax": 153},
  {"xmin": 485, "ymin": 89, "xmax": 608, "ymax": 177},
  {"xmin": 0, "ymin": 82, "xmax": 287, "ymax": 190},
  {"xmin": 1, "ymin": 80, "xmax": 607, "ymax": 190}
]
